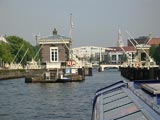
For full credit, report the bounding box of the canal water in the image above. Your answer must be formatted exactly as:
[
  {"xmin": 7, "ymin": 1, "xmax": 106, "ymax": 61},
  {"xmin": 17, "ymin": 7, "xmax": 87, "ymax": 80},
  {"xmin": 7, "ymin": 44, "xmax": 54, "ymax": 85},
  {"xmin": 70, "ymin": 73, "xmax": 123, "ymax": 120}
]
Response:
[{"xmin": 0, "ymin": 69, "xmax": 126, "ymax": 120}]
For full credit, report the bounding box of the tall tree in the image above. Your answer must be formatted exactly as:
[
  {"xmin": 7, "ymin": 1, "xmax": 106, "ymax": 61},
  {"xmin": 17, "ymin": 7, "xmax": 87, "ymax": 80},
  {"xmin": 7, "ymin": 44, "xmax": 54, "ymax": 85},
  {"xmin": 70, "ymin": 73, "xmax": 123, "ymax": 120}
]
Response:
[
  {"xmin": 0, "ymin": 42, "xmax": 13, "ymax": 63},
  {"xmin": 153, "ymin": 45, "xmax": 160, "ymax": 64},
  {"xmin": 0, "ymin": 35, "xmax": 39, "ymax": 67},
  {"xmin": 150, "ymin": 45, "xmax": 156, "ymax": 58}
]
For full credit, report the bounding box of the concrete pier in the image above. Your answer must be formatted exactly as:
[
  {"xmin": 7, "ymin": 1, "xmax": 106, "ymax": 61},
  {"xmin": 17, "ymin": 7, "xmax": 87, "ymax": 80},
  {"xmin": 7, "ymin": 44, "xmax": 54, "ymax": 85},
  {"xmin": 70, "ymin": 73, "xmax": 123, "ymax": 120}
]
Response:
[
  {"xmin": 25, "ymin": 68, "xmax": 85, "ymax": 83},
  {"xmin": 0, "ymin": 67, "xmax": 91, "ymax": 83},
  {"xmin": 84, "ymin": 67, "xmax": 92, "ymax": 76}
]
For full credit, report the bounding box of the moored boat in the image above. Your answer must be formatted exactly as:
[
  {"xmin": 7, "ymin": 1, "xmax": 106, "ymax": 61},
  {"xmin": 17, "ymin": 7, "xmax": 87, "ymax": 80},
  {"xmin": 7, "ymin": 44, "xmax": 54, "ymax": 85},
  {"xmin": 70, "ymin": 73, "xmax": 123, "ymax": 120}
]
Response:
[{"xmin": 91, "ymin": 80, "xmax": 160, "ymax": 120}]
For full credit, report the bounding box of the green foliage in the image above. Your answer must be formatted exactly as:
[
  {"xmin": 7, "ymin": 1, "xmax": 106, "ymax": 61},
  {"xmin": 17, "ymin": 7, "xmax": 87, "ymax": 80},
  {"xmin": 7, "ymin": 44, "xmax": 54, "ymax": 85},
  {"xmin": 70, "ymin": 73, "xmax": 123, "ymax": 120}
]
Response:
[
  {"xmin": 153, "ymin": 45, "xmax": 160, "ymax": 64},
  {"xmin": 150, "ymin": 45, "xmax": 156, "ymax": 58},
  {"xmin": 150, "ymin": 45, "xmax": 160, "ymax": 64},
  {"xmin": 0, "ymin": 36, "xmax": 39, "ymax": 65},
  {"xmin": 0, "ymin": 42, "xmax": 13, "ymax": 62}
]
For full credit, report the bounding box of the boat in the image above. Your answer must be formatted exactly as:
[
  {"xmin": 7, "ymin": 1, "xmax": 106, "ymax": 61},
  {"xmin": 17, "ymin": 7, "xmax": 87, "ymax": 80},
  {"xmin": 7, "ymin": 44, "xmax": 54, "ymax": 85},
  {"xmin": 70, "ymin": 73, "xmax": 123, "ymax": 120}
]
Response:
[{"xmin": 91, "ymin": 80, "xmax": 160, "ymax": 120}]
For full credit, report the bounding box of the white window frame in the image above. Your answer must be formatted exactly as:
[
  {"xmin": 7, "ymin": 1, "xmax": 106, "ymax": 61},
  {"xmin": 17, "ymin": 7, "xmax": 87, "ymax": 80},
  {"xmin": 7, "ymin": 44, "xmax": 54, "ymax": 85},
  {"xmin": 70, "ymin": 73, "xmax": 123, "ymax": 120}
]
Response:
[{"xmin": 50, "ymin": 47, "xmax": 58, "ymax": 62}]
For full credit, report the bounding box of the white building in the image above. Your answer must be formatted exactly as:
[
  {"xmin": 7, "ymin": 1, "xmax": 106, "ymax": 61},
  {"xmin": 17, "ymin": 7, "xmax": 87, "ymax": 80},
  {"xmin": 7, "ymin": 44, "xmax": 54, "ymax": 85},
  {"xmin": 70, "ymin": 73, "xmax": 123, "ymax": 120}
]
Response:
[
  {"xmin": 72, "ymin": 46, "xmax": 113, "ymax": 58},
  {"xmin": 102, "ymin": 46, "xmax": 136, "ymax": 64},
  {"xmin": 72, "ymin": 46, "xmax": 114, "ymax": 66},
  {"xmin": 100, "ymin": 29, "xmax": 136, "ymax": 64}
]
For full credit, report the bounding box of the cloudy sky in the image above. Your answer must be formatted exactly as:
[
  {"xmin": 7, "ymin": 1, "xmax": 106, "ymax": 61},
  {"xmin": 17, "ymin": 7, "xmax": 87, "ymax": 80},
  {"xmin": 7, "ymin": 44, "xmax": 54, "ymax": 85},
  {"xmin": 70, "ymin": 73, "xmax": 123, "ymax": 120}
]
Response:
[{"xmin": 0, "ymin": 0, "xmax": 160, "ymax": 47}]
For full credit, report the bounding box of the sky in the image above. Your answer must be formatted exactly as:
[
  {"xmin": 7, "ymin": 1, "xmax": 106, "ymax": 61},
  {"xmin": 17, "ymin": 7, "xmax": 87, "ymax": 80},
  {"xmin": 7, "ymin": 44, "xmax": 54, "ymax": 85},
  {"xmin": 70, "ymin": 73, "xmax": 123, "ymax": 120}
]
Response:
[{"xmin": 0, "ymin": 0, "xmax": 160, "ymax": 47}]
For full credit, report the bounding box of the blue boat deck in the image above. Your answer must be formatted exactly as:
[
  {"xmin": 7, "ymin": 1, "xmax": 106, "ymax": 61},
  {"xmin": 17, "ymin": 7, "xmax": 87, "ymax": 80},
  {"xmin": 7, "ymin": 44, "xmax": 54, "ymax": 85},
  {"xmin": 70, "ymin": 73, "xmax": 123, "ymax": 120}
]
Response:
[{"xmin": 92, "ymin": 80, "xmax": 160, "ymax": 120}]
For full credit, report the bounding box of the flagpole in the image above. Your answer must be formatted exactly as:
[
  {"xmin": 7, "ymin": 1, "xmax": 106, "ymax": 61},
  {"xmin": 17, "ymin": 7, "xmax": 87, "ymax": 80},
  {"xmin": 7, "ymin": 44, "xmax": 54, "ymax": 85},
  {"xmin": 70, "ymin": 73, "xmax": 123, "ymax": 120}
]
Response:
[
  {"xmin": 69, "ymin": 13, "xmax": 74, "ymax": 60},
  {"xmin": 69, "ymin": 13, "xmax": 73, "ymax": 39}
]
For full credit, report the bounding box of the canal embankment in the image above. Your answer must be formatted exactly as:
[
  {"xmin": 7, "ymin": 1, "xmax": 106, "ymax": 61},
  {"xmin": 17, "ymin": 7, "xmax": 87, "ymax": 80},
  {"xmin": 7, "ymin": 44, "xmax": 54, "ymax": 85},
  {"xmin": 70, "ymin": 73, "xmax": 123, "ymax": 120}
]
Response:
[
  {"xmin": 120, "ymin": 66, "xmax": 160, "ymax": 80},
  {"xmin": 0, "ymin": 69, "xmax": 46, "ymax": 80},
  {"xmin": 0, "ymin": 69, "xmax": 25, "ymax": 80},
  {"xmin": 0, "ymin": 67, "xmax": 92, "ymax": 82}
]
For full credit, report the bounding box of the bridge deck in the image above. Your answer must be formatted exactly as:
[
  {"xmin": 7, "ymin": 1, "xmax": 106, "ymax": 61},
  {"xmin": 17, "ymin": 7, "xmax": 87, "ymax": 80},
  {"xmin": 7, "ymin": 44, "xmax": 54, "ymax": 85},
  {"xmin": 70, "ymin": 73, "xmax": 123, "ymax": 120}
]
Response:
[{"xmin": 99, "ymin": 64, "xmax": 121, "ymax": 71}]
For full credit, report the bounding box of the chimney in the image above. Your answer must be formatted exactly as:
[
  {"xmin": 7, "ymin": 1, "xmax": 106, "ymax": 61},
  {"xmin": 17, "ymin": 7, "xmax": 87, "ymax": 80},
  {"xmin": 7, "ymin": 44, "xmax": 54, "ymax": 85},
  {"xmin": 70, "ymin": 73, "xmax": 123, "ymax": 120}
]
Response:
[{"xmin": 53, "ymin": 28, "xmax": 57, "ymax": 35}]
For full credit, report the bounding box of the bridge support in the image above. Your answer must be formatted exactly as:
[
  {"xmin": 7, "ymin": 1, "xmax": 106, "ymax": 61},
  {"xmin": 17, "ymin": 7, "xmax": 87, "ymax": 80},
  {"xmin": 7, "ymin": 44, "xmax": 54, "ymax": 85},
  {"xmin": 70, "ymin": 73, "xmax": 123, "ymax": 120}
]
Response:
[{"xmin": 98, "ymin": 66, "xmax": 104, "ymax": 72}]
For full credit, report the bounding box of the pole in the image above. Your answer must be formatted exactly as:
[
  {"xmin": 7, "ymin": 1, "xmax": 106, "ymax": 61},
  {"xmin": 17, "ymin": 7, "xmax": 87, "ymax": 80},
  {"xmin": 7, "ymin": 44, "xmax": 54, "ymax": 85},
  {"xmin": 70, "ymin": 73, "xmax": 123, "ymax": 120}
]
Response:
[
  {"xmin": 12, "ymin": 44, "xmax": 24, "ymax": 63},
  {"xmin": 69, "ymin": 13, "xmax": 74, "ymax": 39},
  {"xmin": 18, "ymin": 48, "xmax": 29, "ymax": 68}
]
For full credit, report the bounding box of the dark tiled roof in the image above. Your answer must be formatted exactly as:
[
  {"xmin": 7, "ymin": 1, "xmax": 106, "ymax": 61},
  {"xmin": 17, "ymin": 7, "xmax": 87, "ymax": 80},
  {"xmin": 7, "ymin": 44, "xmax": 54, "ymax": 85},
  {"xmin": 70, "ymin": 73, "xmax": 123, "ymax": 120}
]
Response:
[
  {"xmin": 39, "ymin": 34, "xmax": 71, "ymax": 41},
  {"xmin": 39, "ymin": 28, "xmax": 71, "ymax": 41},
  {"xmin": 128, "ymin": 37, "xmax": 160, "ymax": 46},
  {"xmin": 109, "ymin": 46, "xmax": 136, "ymax": 52}
]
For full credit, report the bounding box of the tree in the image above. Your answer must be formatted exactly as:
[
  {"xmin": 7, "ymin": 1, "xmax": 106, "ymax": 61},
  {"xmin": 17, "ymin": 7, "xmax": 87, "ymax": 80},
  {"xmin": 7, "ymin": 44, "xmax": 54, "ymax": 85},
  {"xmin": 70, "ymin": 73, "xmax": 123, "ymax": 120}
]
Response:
[
  {"xmin": 0, "ymin": 35, "xmax": 39, "ymax": 67},
  {"xmin": 150, "ymin": 45, "xmax": 156, "ymax": 58},
  {"xmin": 149, "ymin": 45, "xmax": 160, "ymax": 64},
  {"xmin": 0, "ymin": 42, "xmax": 13, "ymax": 63},
  {"xmin": 153, "ymin": 45, "xmax": 160, "ymax": 64},
  {"xmin": 6, "ymin": 36, "xmax": 29, "ymax": 64}
]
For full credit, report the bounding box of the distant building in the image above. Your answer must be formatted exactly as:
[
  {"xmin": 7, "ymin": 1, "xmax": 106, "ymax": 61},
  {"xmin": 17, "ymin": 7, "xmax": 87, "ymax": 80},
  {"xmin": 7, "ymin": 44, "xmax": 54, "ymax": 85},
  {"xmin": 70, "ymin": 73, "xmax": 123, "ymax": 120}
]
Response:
[
  {"xmin": 102, "ymin": 32, "xmax": 160, "ymax": 64},
  {"xmin": 38, "ymin": 28, "xmax": 71, "ymax": 69},
  {"xmin": 72, "ymin": 46, "xmax": 114, "ymax": 63},
  {"xmin": 100, "ymin": 29, "xmax": 136, "ymax": 64},
  {"xmin": 128, "ymin": 36, "xmax": 160, "ymax": 46},
  {"xmin": 147, "ymin": 38, "xmax": 160, "ymax": 46},
  {"xmin": 103, "ymin": 46, "xmax": 136, "ymax": 64}
]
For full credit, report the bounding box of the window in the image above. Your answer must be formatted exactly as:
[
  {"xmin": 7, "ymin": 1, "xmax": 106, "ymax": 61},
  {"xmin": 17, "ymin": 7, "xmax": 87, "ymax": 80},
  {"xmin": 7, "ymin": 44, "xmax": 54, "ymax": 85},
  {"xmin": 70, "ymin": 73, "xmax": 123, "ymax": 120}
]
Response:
[
  {"xmin": 112, "ymin": 55, "xmax": 116, "ymax": 61},
  {"xmin": 50, "ymin": 47, "xmax": 58, "ymax": 62},
  {"xmin": 141, "ymin": 52, "xmax": 146, "ymax": 61}
]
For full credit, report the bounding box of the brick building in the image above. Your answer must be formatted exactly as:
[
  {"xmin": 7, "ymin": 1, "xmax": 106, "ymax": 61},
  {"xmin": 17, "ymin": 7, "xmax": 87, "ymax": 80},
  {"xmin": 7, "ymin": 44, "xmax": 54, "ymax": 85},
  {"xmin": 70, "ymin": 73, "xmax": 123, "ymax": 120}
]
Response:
[
  {"xmin": 38, "ymin": 28, "xmax": 71, "ymax": 69},
  {"xmin": 128, "ymin": 36, "xmax": 160, "ymax": 46}
]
